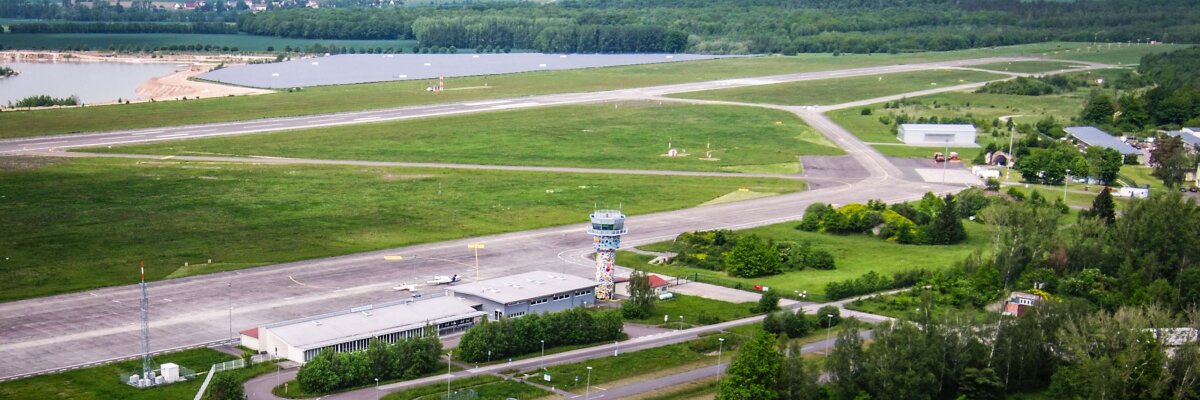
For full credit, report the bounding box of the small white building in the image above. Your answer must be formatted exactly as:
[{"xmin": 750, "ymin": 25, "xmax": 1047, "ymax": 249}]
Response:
[
  {"xmin": 1114, "ymin": 186, "xmax": 1150, "ymax": 198},
  {"xmin": 898, "ymin": 124, "xmax": 978, "ymax": 147},
  {"xmin": 971, "ymin": 165, "xmax": 1001, "ymax": 179}
]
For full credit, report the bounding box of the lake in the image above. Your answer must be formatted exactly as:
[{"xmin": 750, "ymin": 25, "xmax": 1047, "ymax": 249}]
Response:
[
  {"xmin": 199, "ymin": 53, "xmax": 740, "ymax": 89},
  {"xmin": 0, "ymin": 61, "xmax": 179, "ymax": 105}
]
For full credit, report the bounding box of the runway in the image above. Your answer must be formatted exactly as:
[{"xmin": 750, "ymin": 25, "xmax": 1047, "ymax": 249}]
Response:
[{"xmin": 0, "ymin": 55, "xmax": 1082, "ymax": 380}]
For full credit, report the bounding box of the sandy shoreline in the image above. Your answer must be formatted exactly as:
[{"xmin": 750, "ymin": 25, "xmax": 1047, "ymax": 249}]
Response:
[{"xmin": 1, "ymin": 50, "xmax": 275, "ymax": 109}]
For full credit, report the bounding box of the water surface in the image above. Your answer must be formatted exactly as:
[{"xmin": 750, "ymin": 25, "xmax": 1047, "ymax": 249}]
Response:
[{"xmin": 0, "ymin": 61, "xmax": 178, "ymax": 105}]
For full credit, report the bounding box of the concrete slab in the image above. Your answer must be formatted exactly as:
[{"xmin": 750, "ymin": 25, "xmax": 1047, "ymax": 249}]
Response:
[{"xmin": 914, "ymin": 168, "xmax": 983, "ymax": 185}]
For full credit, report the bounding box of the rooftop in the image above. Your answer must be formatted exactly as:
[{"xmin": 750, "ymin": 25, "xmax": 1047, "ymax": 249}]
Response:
[
  {"xmin": 1064, "ymin": 127, "xmax": 1141, "ymax": 155},
  {"xmin": 1166, "ymin": 131, "xmax": 1200, "ymax": 147},
  {"xmin": 264, "ymin": 295, "xmax": 484, "ymax": 350},
  {"xmin": 648, "ymin": 274, "xmax": 670, "ymax": 288},
  {"xmin": 450, "ymin": 271, "xmax": 597, "ymax": 304},
  {"xmin": 900, "ymin": 124, "xmax": 977, "ymax": 132}
]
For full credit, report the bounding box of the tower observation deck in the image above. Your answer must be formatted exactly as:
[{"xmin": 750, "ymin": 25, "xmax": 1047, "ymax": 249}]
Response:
[{"xmin": 588, "ymin": 210, "xmax": 627, "ymax": 301}]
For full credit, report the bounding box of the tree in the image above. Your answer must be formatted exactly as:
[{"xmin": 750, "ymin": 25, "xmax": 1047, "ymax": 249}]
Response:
[
  {"xmin": 1150, "ymin": 134, "xmax": 1196, "ymax": 188},
  {"xmin": 1080, "ymin": 90, "xmax": 1116, "ymax": 125},
  {"xmin": 817, "ymin": 305, "xmax": 841, "ymax": 327},
  {"xmin": 717, "ymin": 330, "xmax": 782, "ymax": 400},
  {"xmin": 1116, "ymin": 93, "xmax": 1150, "ymax": 128},
  {"xmin": 827, "ymin": 326, "xmax": 868, "ymax": 400},
  {"xmin": 925, "ymin": 193, "xmax": 967, "ymax": 245},
  {"xmin": 1085, "ymin": 146, "xmax": 1123, "ymax": 185},
  {"xmin": 1085, "ymin": 187, "xmax": 1116, "ymax": 225},
  {"xmin": 296, "ymin": 350, "xmax": 339, "ymax": 393},
  {"xmin": 207, "ymin": 372, "xmax": 245, "ymax": 400},
  {"xmin": 725, "ymin": 234, "xmax": 782, "ymax": 278},
  {"xmin": 958, "ymin": 368, "xmax": 1003, "ymax": 400},
  {"xmin": 753, "ymin": 290, "xmax": 781, "ymax": 313},
  {"xmin": 778, "ymin": 342, "xmax": 821, "ymax": 400},
  {"xmin": 621, "ymin": 270, "xmax": 656, "ymax": 319}
]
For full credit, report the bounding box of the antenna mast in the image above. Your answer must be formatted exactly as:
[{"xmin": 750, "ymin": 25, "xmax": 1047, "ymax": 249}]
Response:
[{"xmin": 139, "ymin": 261, "xmax": 152, "ymax": 379}]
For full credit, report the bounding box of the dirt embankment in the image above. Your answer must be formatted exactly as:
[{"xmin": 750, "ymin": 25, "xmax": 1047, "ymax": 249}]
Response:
[{"xmin": 136, "ymin": 67, "xmax": 272, "ymax": 101}]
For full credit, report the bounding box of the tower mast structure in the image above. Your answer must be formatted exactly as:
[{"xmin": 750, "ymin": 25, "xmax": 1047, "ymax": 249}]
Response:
[
  {"xmin": 139, "ymin": 261, "xmax": 152, "ymax": 380},
  {"xmin": 588, "ymin": 210, "xmax": 627, "ymax": 301}
]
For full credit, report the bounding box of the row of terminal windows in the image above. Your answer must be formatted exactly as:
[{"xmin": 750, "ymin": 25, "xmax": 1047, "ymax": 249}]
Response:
[
  {"xmin": 574, "ymin": 289, "xmax": 593, "ymax": 296},
  {"xmin": 507, "ymin": 312, "xmax": 526, "ymax": 318},
  {"xmin": 301, "ymin": 317, "xmax": 478, "ymax": 362},
  {"xmin": 552, "ymin": 293, "xmax": 569, "ymax": 301},
  {"xmin": 531, "ymin": 298, "xmax": 548, "ymax": 305}
]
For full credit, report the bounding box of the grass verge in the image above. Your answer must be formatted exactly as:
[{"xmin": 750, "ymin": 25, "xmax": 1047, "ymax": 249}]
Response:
[
  {"xmin": 967, "ymin": 61, "xmax": 1084, "ymax": 74},
  {"xmin": 0, "ymin": 156, "xmax": 805, "ymax": 302},
  {"xmin": 87, "ymin": 102, "xmax": 843, "ymax": 171},
  {"xmin": 0, "ymin": 348, "xmax": 276, "ymax": 400},
  {"xmin": 670, "ymin": 69, "xmax": 1005, "ymax": 106},
  {"xmin": 272, "ymin": 362, "xmax": 459, "ymax": 399},
  {"xmin": 625, "ymin": 294, "xmax": 757, "ymax": 326},
  {"xmin": 618, "ymin": 220, "xmax": 992, "ymax": 301},
  {"xmin": 380, "ymin": 375, "xmax": 550, "ymax": 400}
]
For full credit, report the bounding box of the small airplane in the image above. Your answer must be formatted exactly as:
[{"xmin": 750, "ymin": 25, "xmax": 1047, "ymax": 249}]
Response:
[
  {"xmin": 427, "ymin": 274, "xmax": 461, "ymax": 285},
  {"xmin": 392, "ymin": 283, "xmax": 423, "ymax": 292}
]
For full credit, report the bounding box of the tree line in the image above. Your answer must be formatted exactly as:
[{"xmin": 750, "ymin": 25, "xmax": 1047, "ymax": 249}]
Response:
[
  {"xmin": 455, "ymin": 307, "xmax": 624, "ymax": 363},
  {"xmin": 7, "ymin": 21, "xmax": 237, "ymax": 34},
  {"xmin": 295, "ymin": 332, "xmax": 443, "ymax": 394},
  {"xmin": 665, "ymin": 229, "xmax": 837, "ymax": 279}
]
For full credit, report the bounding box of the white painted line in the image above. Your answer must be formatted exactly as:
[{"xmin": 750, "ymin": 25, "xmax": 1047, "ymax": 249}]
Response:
[
  {"xmin": 462, "ymin": 100, "xmax": 511, "ymax": 106},
  {"xmin": 490, "ymin": 102, "xmax": 539, "ymax": 110},
  {"xmin": 353, "ymin": 116, "xmax": 381, "ymax": 121},
  {"xmin": 156, "ymin": 133, "xmax": 190, "ymax": 138},
  {"xmin": 36, "ymin": 141, "xmax": 68, "ymax": 145},
  {"xmin": 130, "ymin": 130, "xmax": 164, "ymax": 136}
]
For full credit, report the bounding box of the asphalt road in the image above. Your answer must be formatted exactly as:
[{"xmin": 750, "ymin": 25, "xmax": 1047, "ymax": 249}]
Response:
[{"xmin": 0, "ymin": 55, "xmax": 1071, "ymax": 381}]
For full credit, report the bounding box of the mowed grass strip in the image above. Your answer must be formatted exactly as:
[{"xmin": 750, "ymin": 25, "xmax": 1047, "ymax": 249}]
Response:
[
  {"xmin": 668, "ymin": 69, "xmax": 1006, "ymax": 106},
  {"xmin": 624, "ymin": 294, "xmax": 756, "ymax": 326},
  {"xmin": 380, "ymin": 375, "xmax": 549, "ymax": 400},
  {"xmin": 0, "ymin": 157, "xmax": 806, "ymax": 302},
  {"xmin": 967, "ymin": 60, "xmax": 1084, "ymax": 74},
  {"xmin": 0, "ymin": 41, "xmax": 1138, "ymax": 138},
  {"xmin": 0, "ymin": 348, "xmax": 272, "ymax": 400},
  {"xmin": 91, "ymin": 102, "xmax": 842, "ymax": 171},
  {"xmin": 619, "ymin": 220, "xmax": 992, "ymax": 301}
]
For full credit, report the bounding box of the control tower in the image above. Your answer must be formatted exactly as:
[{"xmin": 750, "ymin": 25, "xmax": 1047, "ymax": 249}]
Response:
[{"xmin": 588, "ymin": 210, "xmax": 627, "ymax": 301}]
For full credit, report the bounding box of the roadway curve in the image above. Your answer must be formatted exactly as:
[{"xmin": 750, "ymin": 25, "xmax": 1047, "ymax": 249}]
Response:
[{"xmin": 0, "ymin": 56, "xmax": 1099, "ymax": 381}]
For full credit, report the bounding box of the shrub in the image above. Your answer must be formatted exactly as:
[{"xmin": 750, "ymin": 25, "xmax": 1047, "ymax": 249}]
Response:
[
  {"xmin": 804, "ymin": 249, "xmax": 836, "ymax": 270},
  {"xmin": 752, "ymin": 290, "xmax": 781, "ymax": 313},
  {"xmin": 816, "ymin": 306, "xmax": 841, "ymax": 327},
  {"xmin": 456, "ymin": 308, "xmax": 624, "ymax": 363}
]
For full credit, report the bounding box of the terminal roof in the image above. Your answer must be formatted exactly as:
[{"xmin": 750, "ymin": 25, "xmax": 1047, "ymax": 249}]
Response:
[
  {"xmin": 450, "ymin": 271, "xmax": 597, "ymax": 304},
  {"xmin": 265, "ymin": 295, "xmax": 484, "ymax": 350}
]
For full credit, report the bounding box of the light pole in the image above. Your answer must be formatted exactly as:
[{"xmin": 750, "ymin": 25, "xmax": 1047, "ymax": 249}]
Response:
[
  {"xmin": 467, "ymin": 243, "xmax": 485, "ymax": 281},
  {"xmin": 824, "ymin": 313, "xmax": 834, "ymax": 357},
  {"xmin": 942, "ymin": 140, "xmax": 950, "ymax": 184},
  {"xmin": 1063, "ymin": 169, "xmax": 1071, "ymax": 203},
  {"xmin": 613, "ymin": 340, "xmax": 619, "ymax": 357},
  {"xmin": 1007, "ymin": 126, "xmax": 1015, "ymax": 181},
  {"xmin": 446, "ymin": 352, "xmax": 452, "ymax": 399},
  {"xmin": 717, "ymin": 338, "xmax": 726, "ymax": 385},
  {"xmin": 679, "ymin": 315, "xmax": 684, "ymax": 330},
  {"xmin": 540, "ymin": 340, "xmax": 545, "ymax": 371},
  {"xmin": 375, "ymin": 377, "xmax": 379, "ymax": 389},
  {"xmin": 487, "ymin": 350, "xmax": 492, "ymax": 364},
  {"xmin": 585, "ymin": 366, "xmax": 594, "ymax": 400}
]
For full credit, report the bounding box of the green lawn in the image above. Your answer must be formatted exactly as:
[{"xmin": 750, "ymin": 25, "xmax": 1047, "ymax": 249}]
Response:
[
  {"xmin": 0, "ymin": 41, "xmax": 1145, "ymax": 138},
  {"xmin": 670, "ymin": 69, "xmax": 1006, "ymax": 106},
  {"xmin": 619, "ymin": 220, "xmax": 993, "ymax": 302},
  {"xmin": 0, "ymin": 348, "xmax": 275, "ymax": 400},
  {"xmin": 1117, "ymin": 165, "xmax": 1165, "ymax": 191},
  {"xmin": 846, "ymin": 291, "xmax": 989, "ymax": 321},
  {"xmin": 380, "ymin": 375, "xmax": 550, "ymax": 400},
  {"xmin": 0, "ymin": 33, "xmax": 415, "ymax": 52},
  {"xmin": 1045, "ymin": 43, "xmax": 1190, "ymax": 65},
  {"xmin": 0, "ymin": 156, "xmax": 805, "ymax": 302},
  {"xmin": 273, "ymin": 362, "xmax": 460, "ymax": 399},
  {"xmin": 968, "ymin": 61, "xmax": 1084, "ymax": 74},
  {"xmin": 89, "ymin": 102, "xmax": 842, "ymax": 171},
  {"xmin": 529, "ymin": 341, "xmax": 714, "ymax": 392},
  {"xmin": 625, "ymin": 294, "xmax": 757, "ymax": 326}
]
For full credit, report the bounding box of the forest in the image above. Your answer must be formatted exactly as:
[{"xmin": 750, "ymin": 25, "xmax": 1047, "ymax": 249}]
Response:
[{"xmin": 3, "ymin": 0, "xmax": 1199, "ymax": 53}]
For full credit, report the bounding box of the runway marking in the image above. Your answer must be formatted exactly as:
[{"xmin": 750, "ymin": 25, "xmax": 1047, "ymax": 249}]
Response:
[
  {"xmin": 130, "ymin": 130, "xmax": 164, "ymax": 136},
  {"xmin": 155, "ymin": 133, "xmax": 189, "ymax": 139},
  {"xmin": 490, "ymin": 102, "xmax": 538, "ymax": 110},
  {"xmin": 288, "ymin": 275, "xmax": 321, "ymax": 289},
  {"xmin": 462, "ymin": 100, "xmax": 511, "ymax": 106},
  {"xmin": 353, "ymin": 116, "xmax": 381, "ymax": 121},
  {"xmin": 160, "ymin": 155, "xmax": 175, "ymax": 160}
]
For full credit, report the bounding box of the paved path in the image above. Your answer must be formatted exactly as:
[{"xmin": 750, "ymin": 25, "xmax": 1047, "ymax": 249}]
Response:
[{"xmin": 0, "ymin": 57, "xmax": 1111, "ymax": 381}]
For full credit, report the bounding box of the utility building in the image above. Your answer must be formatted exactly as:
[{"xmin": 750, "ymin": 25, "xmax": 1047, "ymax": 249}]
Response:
[
  {"xmin": 898, "ymin": 124, "xmax": 978, "ymax": 147},
  {"xmin": 1065, "ymin": 126, "xmax": 1141, "ymax": 159},
  {"xmin": 448, "ymin": 271, "xmax": 597, "ymax": 320},
  {"xmin": 243, "ymin": 296, "xmax": 484, "ymax": 364}
]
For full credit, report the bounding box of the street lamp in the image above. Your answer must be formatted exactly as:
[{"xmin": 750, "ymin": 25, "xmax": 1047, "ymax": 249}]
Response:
[
  {"xmin": 540, "ymin": 340, "xmax": 546, "ymax": 371},
  {"xmin": 824, "ymin": 313, "xmax": 834, "ymax": 357},
  {"xmin": 227, "ymin": 282, "xmax": 232, "ymax": 342},
  {"xmin": 375, "ymin": 377, "xmax": 379, "ymax": 389},
  {"xmin": 467, "ymin": 243, "xmax": 485, "ymax": 281},
  {"xmin": 717, "ymin": 338, "xmax": 726, "ymax": 385},
  {"xmin": 487, "ymin": 350, "xmax": 492, "ymax": 364},
  {"xmin": 585, "ymin": 366, "xmax": 594, "ymax": 400},
  {"xmin": 613, "ymin": 340, "xmax": 619, "ymax": 357},
  {"xmin": 679, "ymin": 315, "xmax": 685, "ymax": 330},
  {"xmin": 1064, "ymin": 169, "xmax": 1072, "ymax": 203},
  {"xmin": 446, "ymin": 351, "xmax": 453, "ymax": 399}
]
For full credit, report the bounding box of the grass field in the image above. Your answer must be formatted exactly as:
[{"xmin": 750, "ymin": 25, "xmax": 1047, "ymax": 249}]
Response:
[
  {"xmin": 0, "ymin": 41, "xmax": 1159, "ymax": 138},
  {"xmin": 1045, "ymin": 43, "xmax": 1190, "ymax": 65},
  {"xmin": 380, "ymin": 375, "xmax": 549, "ymax": 400},
  {"xmin": 0, "ymin": 33, "xmax": 416, "ymax": 52},
  {"xmin": 619, "ymin": 219, "xmax": 993, "ymax": 301},
  {"xmin": 0, "ymin": 348, "xmax": 274, "ymax": 400},
  {"xmin": 0, "ymin": 156, "xmax": 805, "ymax": 302},
  {"xmin": 968, "ymin": 60, "xmax": 1084, "ymax": 74},
  {"xmin": 529, "ymin": 341, "xmax": 715, "ymax": 392},
  {"xmin": 273, "ymin": 362, "xmax": 460, "ymax": 399},
  {"xmin": 625, "ymin": 294, "xmax": 756, "ymax": 326},
  {"xmin": 669, "ymin": 69, "xmax": 1006, "ymax": 106},
  {"xmin": 91, "ymin": 102, "xmax": 842, "ymax": 171}
]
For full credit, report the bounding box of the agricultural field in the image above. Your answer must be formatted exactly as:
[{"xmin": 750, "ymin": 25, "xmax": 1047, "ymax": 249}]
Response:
[
  {"xmin": 967, "ymin": 60, "xmax": 1084, "ymax": 74},
  {"xmin": 0, "ymin": 33, "xmax": 416, "ymax": 53},
  {"xmin": 669, "ymin": 69, "xmax": 1006, "ymax": 106},
  {"xmin": 619, "ymin": 219, "xmax": 993, "ymax": 301},
  {"xmin": 0, "ymin": 156, "xmax": 805, "ymax": 301},
  {"xmin": 0, "ymin": 41, "xmax": 1161, "ymax": 138},
  {"xmin": 90, "ymin": 102, "xmax": 842, "ymax": 172},
  {"xmin": 0, "ymin": 348, "xmax": 274, "ymax": 400}
]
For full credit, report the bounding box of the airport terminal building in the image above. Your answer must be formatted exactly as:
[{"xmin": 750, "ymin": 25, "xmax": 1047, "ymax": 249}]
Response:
[
  {"xmin": 449, "ymin": 271, "xmax": 598, "ymax": 320},
  {"xmin": 242, "ymin": 296, "xmax": 485, "ymax": 363}
]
